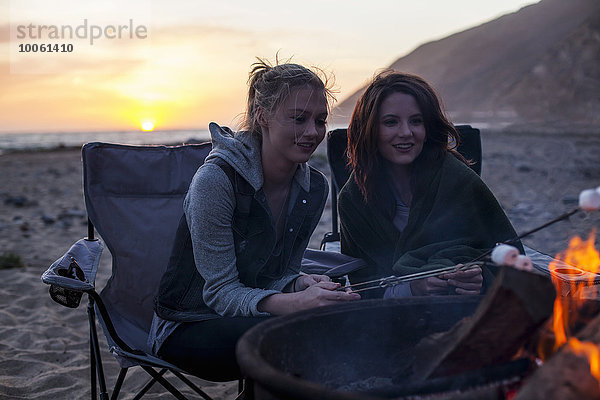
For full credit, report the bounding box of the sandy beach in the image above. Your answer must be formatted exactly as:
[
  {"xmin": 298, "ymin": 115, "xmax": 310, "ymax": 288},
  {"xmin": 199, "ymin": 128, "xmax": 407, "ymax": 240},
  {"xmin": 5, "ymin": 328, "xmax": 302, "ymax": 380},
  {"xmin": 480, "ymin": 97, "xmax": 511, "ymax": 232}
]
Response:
[{"xmin": 1, "ymin": 131, "xmax": 599, "ymax": 399}]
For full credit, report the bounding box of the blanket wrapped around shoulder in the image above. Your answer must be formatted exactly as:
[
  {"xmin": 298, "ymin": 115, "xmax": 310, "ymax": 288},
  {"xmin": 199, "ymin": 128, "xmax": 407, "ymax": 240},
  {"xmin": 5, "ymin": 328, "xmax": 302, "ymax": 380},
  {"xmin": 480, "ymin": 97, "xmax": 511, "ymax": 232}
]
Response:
[{"xmin": 339, "ymin": 153, "xmax": 522, "ymax": 295}]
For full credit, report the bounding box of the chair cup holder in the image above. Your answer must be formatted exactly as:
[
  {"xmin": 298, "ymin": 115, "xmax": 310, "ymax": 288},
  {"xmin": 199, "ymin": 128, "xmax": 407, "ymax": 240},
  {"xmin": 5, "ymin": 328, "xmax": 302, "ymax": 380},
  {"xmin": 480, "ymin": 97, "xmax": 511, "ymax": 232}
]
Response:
[{"xmin": 49, "ymin": 276, "xmax": 84, "ymax": 308}]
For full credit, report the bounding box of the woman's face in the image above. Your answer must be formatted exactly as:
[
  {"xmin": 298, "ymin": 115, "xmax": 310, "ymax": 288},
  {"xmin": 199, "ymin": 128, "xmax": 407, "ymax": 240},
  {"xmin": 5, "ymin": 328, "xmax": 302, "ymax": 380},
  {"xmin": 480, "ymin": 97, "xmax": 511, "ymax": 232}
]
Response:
[
  {"xmin": 377, "ymin": 91, "xmax": 426, "ymax": 169},
  {"xmin": 260, "ymin": 85, "xmax": 328, "ymax": 165}
]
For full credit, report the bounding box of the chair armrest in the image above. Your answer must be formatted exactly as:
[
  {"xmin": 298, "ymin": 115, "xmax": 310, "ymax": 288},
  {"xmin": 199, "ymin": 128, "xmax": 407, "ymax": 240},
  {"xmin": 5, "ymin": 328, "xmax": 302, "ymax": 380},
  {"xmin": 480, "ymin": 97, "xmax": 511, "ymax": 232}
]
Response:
[
  {"xmin": 42, "ymin": 238, "xmax": 103, "ymax": 307},
  {"xmin": 301, "ymin": 248, "xmax": 367, "ymax": 279}
]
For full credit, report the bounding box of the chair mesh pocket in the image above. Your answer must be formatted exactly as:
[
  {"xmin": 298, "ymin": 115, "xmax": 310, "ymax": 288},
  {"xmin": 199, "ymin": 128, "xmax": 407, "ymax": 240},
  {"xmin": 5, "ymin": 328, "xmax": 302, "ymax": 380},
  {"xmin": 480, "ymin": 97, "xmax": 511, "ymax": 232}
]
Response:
[
  {"xmin": 48, "ymin": 263, "xmax": 87, "ymax": 308},
  {"xmin": 49, "ymin": 284, "xmax": 83, "ymax": 308}
]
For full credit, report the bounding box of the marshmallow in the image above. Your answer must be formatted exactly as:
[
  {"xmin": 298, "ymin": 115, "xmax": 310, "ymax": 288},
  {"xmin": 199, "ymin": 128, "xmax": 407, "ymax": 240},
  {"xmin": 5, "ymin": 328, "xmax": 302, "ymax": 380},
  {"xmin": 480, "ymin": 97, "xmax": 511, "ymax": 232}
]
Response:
[
  {"xmin": 491, "ymin": 244, "xmax": 519, "ymax": 266},
  {"xmin": 515, "ymin": 255, "xmax": 534, "ymax": 271},
  {"xmin": 579, "ymin": 189, "xmax": 600, "ymax": 212}
]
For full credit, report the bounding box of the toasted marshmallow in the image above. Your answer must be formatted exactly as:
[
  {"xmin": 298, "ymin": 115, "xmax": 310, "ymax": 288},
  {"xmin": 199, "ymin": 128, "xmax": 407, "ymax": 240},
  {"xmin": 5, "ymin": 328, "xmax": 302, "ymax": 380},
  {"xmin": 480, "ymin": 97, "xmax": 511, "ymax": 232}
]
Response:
[
  {"xmin": 491, "ymin": 244, "xmax": 519, "ymax": 266},
  {"xmin": 579, "ymin": 189, "xmax": 600, "ymax": 212},
  {"xmin": 515, "ymin": 255, "xmax": 534, "ymax": 271}
]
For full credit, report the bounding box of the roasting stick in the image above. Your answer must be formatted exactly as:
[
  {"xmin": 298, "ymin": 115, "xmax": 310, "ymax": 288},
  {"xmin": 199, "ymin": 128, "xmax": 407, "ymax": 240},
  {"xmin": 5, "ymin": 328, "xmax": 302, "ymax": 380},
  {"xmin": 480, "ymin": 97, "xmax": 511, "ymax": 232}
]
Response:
[
  {"xmin": 339, "ymin": 264, "xmax": 463, "ymax": 290},
  {"xmin": 337, "ymin": 262, "xmax": 482, "ymax": 293},
  {"xmin": 497, "ymin": 187, "xmax": 598, "ymax": 250},
  {"xmin": 469, "ymin": 207, "xmax": 580, "ymax": 264}
]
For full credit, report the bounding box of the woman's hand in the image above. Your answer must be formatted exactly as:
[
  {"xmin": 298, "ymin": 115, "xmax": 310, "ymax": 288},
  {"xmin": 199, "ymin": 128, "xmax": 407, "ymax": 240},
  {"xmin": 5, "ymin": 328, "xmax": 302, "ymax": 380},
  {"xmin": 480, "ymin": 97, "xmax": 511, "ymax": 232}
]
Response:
[
  {"xmin": 440, "ymin": 265, "xmax": 483, "ymax": 295},
  {"xmin": 294, "ymin": 281, "xmax": 361, "ymax": 310},
  {"xmin": 258, "ymin": 281, "xmax": 360, "ymax": 315},
  {"xmin": 410, "ymin": 276, "xmax": 450, "ymax": 296},
  {"xmin": 293, "ymin": 274, "xmax": 331, "ymax": 292}
]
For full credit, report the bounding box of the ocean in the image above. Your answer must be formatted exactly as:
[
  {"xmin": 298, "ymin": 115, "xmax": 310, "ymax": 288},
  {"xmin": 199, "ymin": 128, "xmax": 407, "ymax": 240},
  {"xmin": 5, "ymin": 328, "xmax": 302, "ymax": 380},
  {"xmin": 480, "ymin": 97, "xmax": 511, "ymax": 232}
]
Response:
[{"xmin": 0, "ymin": 129, "xmax": 212, "ymax": 154}]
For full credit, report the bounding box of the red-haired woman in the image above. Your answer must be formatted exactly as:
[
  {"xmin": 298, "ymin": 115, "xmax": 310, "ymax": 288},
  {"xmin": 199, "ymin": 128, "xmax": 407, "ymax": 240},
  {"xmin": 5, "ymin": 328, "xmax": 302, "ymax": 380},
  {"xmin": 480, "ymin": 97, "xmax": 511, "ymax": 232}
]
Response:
[{"xmin": 339, "ymin": 71, "xmax": 522, "ymax": 298}]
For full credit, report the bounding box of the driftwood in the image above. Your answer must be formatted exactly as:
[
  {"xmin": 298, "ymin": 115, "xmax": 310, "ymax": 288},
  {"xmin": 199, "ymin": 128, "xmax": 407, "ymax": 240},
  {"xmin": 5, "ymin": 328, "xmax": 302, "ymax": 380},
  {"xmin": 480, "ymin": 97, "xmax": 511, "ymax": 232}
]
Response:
[
  {"xmin": 514, "ymin": 308, "xmax": 600, "ymax": 400},
  {"xmin": 411, "ymin": 266, "xmax": 556, "ymax": 381}
]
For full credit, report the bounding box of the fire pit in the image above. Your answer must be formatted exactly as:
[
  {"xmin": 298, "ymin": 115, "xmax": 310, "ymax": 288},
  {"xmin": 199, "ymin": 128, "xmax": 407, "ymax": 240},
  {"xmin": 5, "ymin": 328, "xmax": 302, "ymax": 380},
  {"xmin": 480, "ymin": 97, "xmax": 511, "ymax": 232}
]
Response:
[{"xmin": 236, "ymin": 296, "xmax": 532, "ymax": 400}]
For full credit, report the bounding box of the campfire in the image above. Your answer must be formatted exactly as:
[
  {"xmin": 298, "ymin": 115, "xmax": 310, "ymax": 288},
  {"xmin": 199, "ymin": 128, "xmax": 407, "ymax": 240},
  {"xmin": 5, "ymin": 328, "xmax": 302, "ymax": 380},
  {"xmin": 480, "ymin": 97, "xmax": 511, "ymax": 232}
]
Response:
[
  {"xmin": 517, "ymin": 229, "xmax": 600, "ymax": 400},
  {"xmin": 407, "ymin": 228, "xmax": 600, "ymax": 400}
]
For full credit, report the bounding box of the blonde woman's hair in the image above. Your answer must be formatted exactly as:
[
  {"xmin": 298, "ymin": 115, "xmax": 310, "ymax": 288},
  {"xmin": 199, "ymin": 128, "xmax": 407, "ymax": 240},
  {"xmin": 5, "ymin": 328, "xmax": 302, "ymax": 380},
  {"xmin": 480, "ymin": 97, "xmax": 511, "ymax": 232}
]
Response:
[{"xmin": 242, "ymin": 57, "xmax": 335, "ymax": 135}]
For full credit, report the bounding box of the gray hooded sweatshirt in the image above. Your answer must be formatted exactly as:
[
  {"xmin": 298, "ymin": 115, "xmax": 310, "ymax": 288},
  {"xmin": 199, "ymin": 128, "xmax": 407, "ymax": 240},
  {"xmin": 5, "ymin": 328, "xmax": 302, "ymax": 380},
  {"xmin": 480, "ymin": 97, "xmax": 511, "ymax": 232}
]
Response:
[{"xmin": 149, "ymin": 123, "xmax": 327, "ymax": 353}]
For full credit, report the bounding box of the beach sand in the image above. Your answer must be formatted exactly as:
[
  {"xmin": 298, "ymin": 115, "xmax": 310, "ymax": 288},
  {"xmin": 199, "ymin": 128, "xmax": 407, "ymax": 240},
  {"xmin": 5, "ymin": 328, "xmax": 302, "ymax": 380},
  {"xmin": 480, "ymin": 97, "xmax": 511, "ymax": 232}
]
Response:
[{"xmin": 1, "ymin": 132, "xmax": 599, "ymax": 399}]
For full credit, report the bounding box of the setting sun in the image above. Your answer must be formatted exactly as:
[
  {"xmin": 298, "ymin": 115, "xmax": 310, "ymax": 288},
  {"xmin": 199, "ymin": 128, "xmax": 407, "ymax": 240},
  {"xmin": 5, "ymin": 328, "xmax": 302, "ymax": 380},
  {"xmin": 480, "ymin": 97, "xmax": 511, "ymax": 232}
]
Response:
[{"xmin": 141, "ymin": 121, "xmax": 155, "ymax": 132}]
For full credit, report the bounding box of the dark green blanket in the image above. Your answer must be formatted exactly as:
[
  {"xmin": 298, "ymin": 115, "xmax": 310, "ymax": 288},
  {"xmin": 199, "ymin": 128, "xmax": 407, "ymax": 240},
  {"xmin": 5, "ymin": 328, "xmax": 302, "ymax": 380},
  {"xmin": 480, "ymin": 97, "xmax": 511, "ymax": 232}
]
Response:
[{"xmin": 339, "ymin": 153, "xmax": 522, "ymax": 295}]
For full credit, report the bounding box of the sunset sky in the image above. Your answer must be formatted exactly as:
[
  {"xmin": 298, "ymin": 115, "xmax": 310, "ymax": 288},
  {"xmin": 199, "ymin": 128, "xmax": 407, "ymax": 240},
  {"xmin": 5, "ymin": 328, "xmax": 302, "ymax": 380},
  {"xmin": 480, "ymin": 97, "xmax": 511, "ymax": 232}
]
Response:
[{"xmin": 0, "ymin": 0, "xmax": 538, "ymax": 133}]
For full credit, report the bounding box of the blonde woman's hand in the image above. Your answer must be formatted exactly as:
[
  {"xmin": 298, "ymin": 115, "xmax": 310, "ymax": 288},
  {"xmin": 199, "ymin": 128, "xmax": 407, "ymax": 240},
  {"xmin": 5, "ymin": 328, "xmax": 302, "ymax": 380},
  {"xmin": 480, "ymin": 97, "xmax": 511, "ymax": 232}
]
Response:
[
  {"xmin": 294, "ymin": 274, "xmax": 331, "ymax": 292},
  {"xmin": 294, "ymin": 281, "xmax": 360, "ymax": 310},
  {"xmin": 259, "ymin": 281, "xmax": 360, "ymax": 315}
]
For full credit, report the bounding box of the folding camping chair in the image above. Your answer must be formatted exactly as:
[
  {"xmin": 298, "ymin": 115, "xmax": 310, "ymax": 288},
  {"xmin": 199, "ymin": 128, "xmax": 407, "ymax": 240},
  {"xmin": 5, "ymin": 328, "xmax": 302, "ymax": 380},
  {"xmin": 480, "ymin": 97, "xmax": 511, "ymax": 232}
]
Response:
[
  {"xmin": 321, "ymin": 125, "xmax": 482, "ymax": 250},
  {"xmin": 42, "ymin": 142, "xmax": 244, "ymax": 400}
]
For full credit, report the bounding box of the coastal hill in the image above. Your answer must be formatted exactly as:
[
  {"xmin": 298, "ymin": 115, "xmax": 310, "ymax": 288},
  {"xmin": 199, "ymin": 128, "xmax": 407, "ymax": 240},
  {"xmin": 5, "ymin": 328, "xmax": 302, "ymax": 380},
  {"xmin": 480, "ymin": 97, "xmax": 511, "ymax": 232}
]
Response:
[{"xmin": 331, "ymin": 0, "xmax": 600, "ymax": 133}]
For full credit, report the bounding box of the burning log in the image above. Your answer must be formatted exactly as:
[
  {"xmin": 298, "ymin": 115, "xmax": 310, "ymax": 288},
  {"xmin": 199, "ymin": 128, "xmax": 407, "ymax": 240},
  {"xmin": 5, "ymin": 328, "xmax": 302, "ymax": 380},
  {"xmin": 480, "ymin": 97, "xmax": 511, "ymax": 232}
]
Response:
[
  {"xmin": 514, "ymin": 311, "xmax": 600, "ymax": 400},
  {"xmin": 411, "ymin": 266, "xmax": 556, "ymax": 381}
]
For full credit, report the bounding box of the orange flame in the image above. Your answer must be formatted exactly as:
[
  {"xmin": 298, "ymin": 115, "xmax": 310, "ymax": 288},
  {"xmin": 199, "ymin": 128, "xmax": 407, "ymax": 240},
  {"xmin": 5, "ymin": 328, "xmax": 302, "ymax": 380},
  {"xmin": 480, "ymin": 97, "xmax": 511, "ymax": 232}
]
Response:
[
  {"xmin": 540, "ymin": 229, "xmax": 600, "ymax": 382},
  {"xmin": 548, "ymin": 229, "xmax": 600, "ymax": 327},
  {"xmin": 550, "ymin": 295, "xmax": 568, "ymax": 350},
  {"xmin": 554, "ymin": 229, "xmax": 600, "ymax": 282}
]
